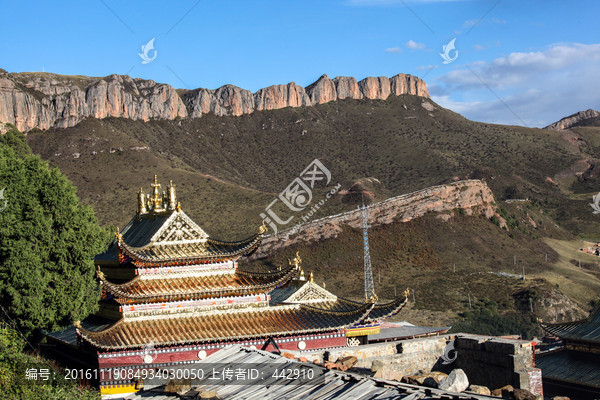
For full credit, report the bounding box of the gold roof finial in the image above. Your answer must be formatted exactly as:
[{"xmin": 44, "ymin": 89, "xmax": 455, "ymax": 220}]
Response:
[
  {"xmin": 96, "ymin": 266, "xmax": 105, "ymax": 281},
  {"xmin": 309, "ymin": 271, "xmax": 314, "ymax": 282},
  {"xmin": 403, "ymin": 288, "xmax": 410, "ymax": 299},
  {"xmin": 323, "ymin": 281, "xmax": 326, "ymax": 289},
  {"xmin": 73, "ymin": 320, "xmax": 82, "ymax": 329},
  {"xmin": 137, "ymin": 187, "xmax": 148, "ymax": 214},
  {"xmin": 151, "ymin": 175, "xmax": 162, "ymax": 210},
  {"xmin": 115, "ymin": 227, "xmax": 122, "ymax": 241},
  {"xmin": 368, "ymin": 289, "xmax": 378, "ymax": 304},
  {"xmin": 176, "ymin": 201, "xmax": 181, "ymax": 212},
  {"xmin": 257, "ymin": 219, "xmax": 268, "ymax": 235},
  {"xmin": 167, "ymin": 180, "xmax": 177, "ymax": 211},
  {"xmin": 300, "ymin": 269, "xmax": 306, "ymax": 281},
  {"xmin": 288, "ymin": 251, "xmax": 302, "ymax": 269}
]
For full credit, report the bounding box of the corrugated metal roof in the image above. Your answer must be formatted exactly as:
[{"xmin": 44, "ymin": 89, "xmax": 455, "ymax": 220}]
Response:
[
  {"xmin": 124, "ymin": 345, "xmax": 498, "ymax": 400},
  {"xmin": 543, "ymin": 303, "xmax": 600, "ymax": 344},
  {"xmin": 537, "ymin": 349, "xmax": 600, "ymax": 389}
]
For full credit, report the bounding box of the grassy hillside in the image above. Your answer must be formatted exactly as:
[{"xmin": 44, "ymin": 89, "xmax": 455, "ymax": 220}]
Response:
[
  {"xmin": 27, "ymin": 95, "xmax": 597, "ymax": 238},
  {"xmin": 24, "ymin": 95, "xmax": 600, "ymax": 329}
]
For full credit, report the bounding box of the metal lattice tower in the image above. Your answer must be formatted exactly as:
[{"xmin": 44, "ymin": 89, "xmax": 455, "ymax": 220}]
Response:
[{"xmin": 360, "ymin": 204, "xmax": 375, "ymax": 302}]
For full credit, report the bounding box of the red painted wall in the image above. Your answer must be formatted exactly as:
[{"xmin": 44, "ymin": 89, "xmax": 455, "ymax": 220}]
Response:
[{"xmin": 98, "ymin": 332, "xmax": 346, "ymax": 383}]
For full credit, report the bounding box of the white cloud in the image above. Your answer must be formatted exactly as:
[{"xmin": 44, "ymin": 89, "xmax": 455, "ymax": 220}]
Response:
[
  {"xmin": 406, "ymin": 40, "xmax": 426, "ymax": 50},
  {"xmin": 430, "ymin": 43, "xmax": 600, "ymax": 127},
  {"xmin": 385, "ymin": 47, "xmax": 402, "ymax": 53},
  {"xmin": 473, "ymin": 44, "xmax": 486, "ymax": 51},
  {"xmin": 417, "ymin": 65, "xmax": 438, "ymax": 70}
]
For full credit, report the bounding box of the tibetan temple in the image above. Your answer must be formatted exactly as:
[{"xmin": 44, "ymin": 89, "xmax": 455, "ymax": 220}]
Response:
[
  {"xmin": 46, "ymin": 176, "xmax": 409, "ymax": 398},
  {"xmin": 538, "ymin": 304, "xmax": 600, "ymax": 398}
]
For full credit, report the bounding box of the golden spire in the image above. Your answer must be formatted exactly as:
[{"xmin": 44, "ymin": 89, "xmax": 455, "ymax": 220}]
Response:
[
  {"xmin": 151, "ymin": 175, "xmax": 162, "ymax": 210},
  {"xmin": 257, "ymin": 219, "xmax": 268, "ymax": 235},
  {"xmin": 138, "ymin": 187, "xmax": 147, "ymax": 215},
  {"xmin": 300, "ymin": 269, "xmax": 306, "ymax": 281},
  {"xmin": 309, "ymin": 271, "xmax": 314, "ymax": 282},
  {"xmin": 176, "ymin": 201, "xmax": 181, "ymax": 212},
  {"xmin": 323, "ymin": 281, "xmax": 326, "ymax": 289},
  {"xmin": 167, "ymin": 180, "xmax": 177, "ymax": 211}
]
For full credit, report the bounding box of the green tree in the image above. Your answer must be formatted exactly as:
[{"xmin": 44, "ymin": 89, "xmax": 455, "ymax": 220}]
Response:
[
  {"xmin": 0, "ymin": 324, "xmax": 99, "ymax": 399},
  {"xmin": 0, "ymin": 126, "xmax": 110, "ymax": 334}
]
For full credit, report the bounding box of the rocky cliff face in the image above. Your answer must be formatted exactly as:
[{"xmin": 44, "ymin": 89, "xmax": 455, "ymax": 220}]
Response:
[
  {"xmin": 545, "ymin": 109, "xmax": 600, "ymax": 130},
  {"xmin": 182, "ymin": 73, "xmax": 429, "ymax": 117},
  {"xmin": 0, "ymin": 69, "xmax": 429, "ymax": 132},
  {"xmin": 0, "ymin": 70, "xmax": 187, "ymax": 132},
  {"xmin": 251, "ymin": 179, "xmax": 502, "ymax": 259}
]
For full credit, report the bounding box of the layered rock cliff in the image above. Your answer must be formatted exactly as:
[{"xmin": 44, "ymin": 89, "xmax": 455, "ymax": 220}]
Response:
[
  {"xmin": 0, "ymin": 70, "xmax": 187, "ymax": 132},
  {"xmin": 182, "ymin": 73, "xmax": 429, "ymax": 117},
  {"xmin": 0, "ymin": 69, "xmax": 429, "ymax": 132},
  {"xmin": 251, "ymin": 179, "xmax": 502, "ymax": 259},
  {"xmin": 545, "ymin": 109, "xmax": 600, "ymax": 130}
]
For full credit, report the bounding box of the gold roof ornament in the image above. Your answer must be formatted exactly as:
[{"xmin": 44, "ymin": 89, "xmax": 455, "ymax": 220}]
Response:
[
  {"xmin": 368, "ymin": 289, "xmax": 378, "ymax": 304},
  {"xmin": 151, "ymin": 175, "xmax": 162, "ymax": 210},
  {"xmin": 309, "ymin": 271, "xmax": 314, "ymax": 283},
  {"xmin": 299, "ymin": 269, "xmax": 306, "ymax": 281},
  {"xmin": 74, "ymin": 320, "xmax": 82, "ymax": 329},
  {"xmin": 323, "ymin": 281, "xmax": 326, "ymax": 289},
  {"xmin": 257, "ymin": 220, "xmax": 268, "ymax": 235},
  {"xmin": 167, "ymin": 180, "xmax": 177, "ymax": 211},
  {"xmin": 288, "ymin": 251, "xmax": 302, "ymax": 269},
  {"xmin": 176, "ymin": 201, "xmax": 181, "ymax": 212},
  {"xmin": 115, "ymin": 228, "xmax": 122, "ymax": 241},
  {"xmin": 96, "ymin": 266, "xmax": 105, "ymax": 281},
  {"xmin": 138, "ymin": 187, "xmax": 147, "ymax": 215},
  {"xmin": 403, "ymin": 288, "xmax": 410, "ymax": 299}
]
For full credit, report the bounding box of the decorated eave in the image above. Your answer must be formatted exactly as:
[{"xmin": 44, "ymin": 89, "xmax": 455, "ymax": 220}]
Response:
[
  {"xmin": 270, "ymin": 277, "xmax": 410, "ymax": 324},
  {"xmin": 98, "ymin": 263, "xmax": 299, "ymax": 303},
  {"xmin": 117, "ymin": 233, "xmax": 264, "ymax": 266},
  {"xmin": 542, "ymin": 303, "xmax": 600, "ymax": 345},
  {"xmin": 75, "ymin": 301, "xmax": 377, "ymax": 350}
]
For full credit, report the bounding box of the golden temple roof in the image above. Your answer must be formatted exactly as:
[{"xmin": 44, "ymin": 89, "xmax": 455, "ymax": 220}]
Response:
[
  {"xmin": 77, "ymin": 302, "xmax": 376, "ymax": 350},
  {"xmin": 100, "ymin": 264, "xmax": 299, "ymax": 303}
]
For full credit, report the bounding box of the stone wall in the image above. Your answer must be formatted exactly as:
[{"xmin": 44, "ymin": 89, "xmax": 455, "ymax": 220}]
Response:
[
  {"xmin": 285, "ymin": 333, "xmax": 542, "ymax": 395},
  {"xmin": 453, "ymin": 334, "xmax": 542, "ymax": 395}
]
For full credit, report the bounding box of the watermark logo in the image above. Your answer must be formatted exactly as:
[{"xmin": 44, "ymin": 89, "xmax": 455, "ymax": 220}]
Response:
[
  {"xmin": 590, "ymin": 192, "xmax": 600, "ymax": 214},
  {"xmin": 139, "ymin": 38, "xmax": 157, "ymax": 64},
  {"xmin": 0, "ymin": 188, "xmax": 6, "ymax": 212},
  {"xmin": 141, "ymin": 341, "xmax": 158, "ymax": 364},
  {"xmin": 440, "ymin": 339, "xmax": 457, "ymax": 365},
  {"xmin": 260, "ymin": 159, "xmax": 339, "ymax": 234},
  {"xmin": 440, "ymin": 38, "xmax": 458, "ymax": 64}
]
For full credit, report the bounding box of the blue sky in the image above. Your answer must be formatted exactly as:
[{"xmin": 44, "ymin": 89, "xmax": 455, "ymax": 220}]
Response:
[{"xmin": 1, "ymin": 0, "xmax": 598, "ymax": 127}]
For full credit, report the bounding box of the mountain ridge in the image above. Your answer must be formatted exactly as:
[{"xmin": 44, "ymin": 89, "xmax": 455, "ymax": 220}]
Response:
[
  {"xmin": 0, "ymin": 69, "xmax": 428, "ymax": 132},
  {"xmin": 545, "ymin": 108, "xmax": 600, "ymax": 130}
]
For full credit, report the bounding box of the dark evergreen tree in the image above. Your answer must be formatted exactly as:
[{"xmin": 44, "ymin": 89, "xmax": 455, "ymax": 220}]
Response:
[{"xmin": 0, "ymin": 125, "xmax": 110, "ymax": 334}]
